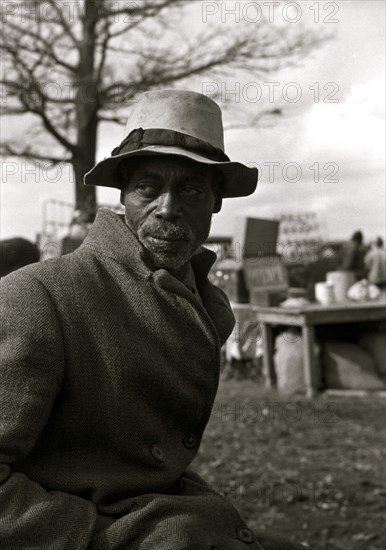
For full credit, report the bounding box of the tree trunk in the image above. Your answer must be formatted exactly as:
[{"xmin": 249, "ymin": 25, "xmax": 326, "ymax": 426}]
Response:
[
  {"xmin": 72, "ymin": 153, "xmax": 97, "ymax": 224},
  {"xmin": 73, "ymin": 0, "xmax": 100, "ymax": 223}
]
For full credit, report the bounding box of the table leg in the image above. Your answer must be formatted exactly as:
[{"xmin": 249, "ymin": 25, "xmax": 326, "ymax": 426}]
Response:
[
  {"xmin": 261, "ymin": 322, "xmax": 275, "ymax": 388},
  {"xmin": 302, "ymin": 324, "xmax": 318, "ymax": 398}
]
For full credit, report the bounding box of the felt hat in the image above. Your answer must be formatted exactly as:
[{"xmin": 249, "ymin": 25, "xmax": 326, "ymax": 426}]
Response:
[{"xmin": 84, "ymin": 89, "xmax": 258, "ymax": 198}]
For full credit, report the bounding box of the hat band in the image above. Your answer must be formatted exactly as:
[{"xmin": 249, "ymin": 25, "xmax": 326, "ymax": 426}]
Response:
[{"xmin": 111, "ymin": 128, "xmax": 230, "ymax": 163}]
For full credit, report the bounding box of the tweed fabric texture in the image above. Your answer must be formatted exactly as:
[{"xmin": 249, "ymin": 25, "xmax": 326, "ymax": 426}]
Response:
[{"xmin": 0, "ymin": 209, "xmax": 312, "ymax": 549}]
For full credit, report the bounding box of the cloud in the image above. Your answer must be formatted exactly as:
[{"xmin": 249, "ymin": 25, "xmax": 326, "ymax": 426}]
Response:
[
  {"xmin": 214, "ymin": 77, "xmax": 385, "ymax": 241},
  {"xmin": 302, "ymin": 77, "xmax": 385, "ymax": 171}
]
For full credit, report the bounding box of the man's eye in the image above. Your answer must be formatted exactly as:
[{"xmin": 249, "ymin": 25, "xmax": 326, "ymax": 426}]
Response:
[
  {"xmin": 182, "ymin": 186, "xmax": 203, "ymax": 196},
  {"xmin": 137, "ymin": 183, "xmax": 159, "ymax": 197}
]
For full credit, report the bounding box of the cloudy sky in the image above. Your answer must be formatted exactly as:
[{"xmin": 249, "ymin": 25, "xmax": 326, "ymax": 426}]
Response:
[{"xmin": 1, "ymin": 0, "xmax": 385, "ymax": 243}]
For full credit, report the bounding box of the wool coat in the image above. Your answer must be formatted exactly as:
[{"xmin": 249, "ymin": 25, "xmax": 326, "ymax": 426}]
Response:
[{"xmin": 0, "ymin": 209, "xmax": 310, "ymax": 550}]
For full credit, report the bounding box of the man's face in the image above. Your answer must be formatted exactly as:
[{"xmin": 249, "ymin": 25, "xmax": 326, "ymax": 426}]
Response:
[{"xmin": 121, "ymin": 156, "xmax": 222, "ymax": 272}]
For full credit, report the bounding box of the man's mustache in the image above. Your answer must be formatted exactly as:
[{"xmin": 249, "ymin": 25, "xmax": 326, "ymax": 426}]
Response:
[{"xmin": 139, "ymin": 221, "xmax": 192, "ymax": 241}]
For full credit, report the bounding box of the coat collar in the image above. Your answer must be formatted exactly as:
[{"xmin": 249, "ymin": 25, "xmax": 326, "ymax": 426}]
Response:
[{"xmin": 81, "ymin": 208, "xmax": 234, "ymax": 349}]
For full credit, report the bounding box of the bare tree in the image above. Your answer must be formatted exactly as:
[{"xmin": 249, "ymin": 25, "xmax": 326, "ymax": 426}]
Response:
[{"xmin": 1, "ymin": 0, "xmax": 327, "ymax": 221}]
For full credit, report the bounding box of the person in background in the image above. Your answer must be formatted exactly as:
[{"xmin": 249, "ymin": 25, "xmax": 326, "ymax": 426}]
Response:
[
  {"xmin": 337, "ymin": 230, "xmax": 367, "ymax": 280},
  {"xmin": 60, "ymin": 209, "xmax": 92, "ymax": 255},
  {"xmin": 0, "ymin": 237, "xmax": 40, "ymax": 278},
  {"xmin": 365, "ymin": 237, "xmax": 386, "ymax": 289}
]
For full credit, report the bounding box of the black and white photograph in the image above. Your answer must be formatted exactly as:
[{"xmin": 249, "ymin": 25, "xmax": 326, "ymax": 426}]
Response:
[{"xmin": 1, "ymin": 1, "xmax": 385, "ymax": 549}]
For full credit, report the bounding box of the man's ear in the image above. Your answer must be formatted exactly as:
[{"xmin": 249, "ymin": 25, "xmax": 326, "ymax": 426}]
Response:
[{"xmin": 213, "ymin": 195, "xmax": 222, "ymax": 214}]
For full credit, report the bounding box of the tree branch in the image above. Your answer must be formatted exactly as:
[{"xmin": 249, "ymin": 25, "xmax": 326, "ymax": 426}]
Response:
[
  {"xmin": 98, "ymin": 114, "xmax": 126, "ymax": 124},
  {"xmin": 95, "ymin": 17, "xmax": 112, "ymax": 83},
  {"xmin": 100, "ymin": 0, "xmax": 184, "ymax": 19},
  {"xmin": 224, "ymin": 108, "xmax": 283, "ymax": 131},
  {"xmin": 45, "ymin": 0, "xmax": 80, "ymax": 46},
  {"xmin": 4, "ymin": 21, "xmax": 77, "ymax": 73},
  {"xmin": 1, "ymin": 40, "xmax": 77, "ymax": 152},
  {"xmin": 1, "ymin": 143, "xmax": 69, "ymax": 164}
]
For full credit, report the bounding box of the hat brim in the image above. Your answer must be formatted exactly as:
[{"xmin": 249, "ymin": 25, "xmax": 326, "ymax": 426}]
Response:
[{"xmin": 84, "ymin": 145, "xmax": 258, "ymax": 198}]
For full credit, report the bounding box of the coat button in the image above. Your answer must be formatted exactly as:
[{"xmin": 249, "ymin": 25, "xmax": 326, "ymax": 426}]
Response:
[
  {"xmin": 167, "ymin": 478, "xmax": 184, "ymax": 494},
  {"xmin": 150, "ymin": 444, "xmax": 165, "ymax": 463},
  {"xmin": 236, "ymin": 526, "xmax": 255, "ymax": 544},
  {"xmin": 182, "ymin": 434, "xmax": 198, "ymax": 449}
]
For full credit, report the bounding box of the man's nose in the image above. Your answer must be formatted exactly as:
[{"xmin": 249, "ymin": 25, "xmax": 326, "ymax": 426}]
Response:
[{"xmin": 154, "ymin": 191, "xmax": 182, "ymax": 221}]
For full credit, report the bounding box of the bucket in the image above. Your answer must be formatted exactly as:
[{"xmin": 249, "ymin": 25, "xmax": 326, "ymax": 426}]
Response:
[
  {"xmin": 326, "ymin": 271, "xmax": 356, "ymax": 302},
  {"xmin": 315, "ymin": 282, "xmax": 335, "ymax": 305}
]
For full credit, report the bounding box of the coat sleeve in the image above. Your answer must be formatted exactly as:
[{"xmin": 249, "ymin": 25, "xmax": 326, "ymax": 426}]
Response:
[
  {"xmin": 0, "ymin": 270, "xmax": 101, "ymax": 549},
  {"xmin": 90, "ymin": 469, "xmax": 313, "ymax": 550}
]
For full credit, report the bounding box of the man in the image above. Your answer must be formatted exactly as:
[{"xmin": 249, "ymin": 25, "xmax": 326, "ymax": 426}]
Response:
[
  {"xmin": 0, "ymin": 237, "xmax": 40, "ymax": 277},
  {"xmin": 337, "ymin": 230, "xmax": 366, "ymax": 280},
  {"xmin": 364, "ymin": 237, "xmax": 386, "ymax": 289},
  {"xmin": 0, "ymin": 90, "xmax": 309, "ymax": 549}
]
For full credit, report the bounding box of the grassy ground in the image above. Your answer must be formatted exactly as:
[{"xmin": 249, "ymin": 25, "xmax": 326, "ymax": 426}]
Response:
[{"xmin": 191, "ymin": 379, "xmax": 386, "ymax": 549}]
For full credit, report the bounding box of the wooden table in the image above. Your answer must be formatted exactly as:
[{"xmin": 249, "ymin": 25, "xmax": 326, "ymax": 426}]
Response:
[{"xmin": 253, "ymin": 299, "xmax": 386, "ymax": 398}]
